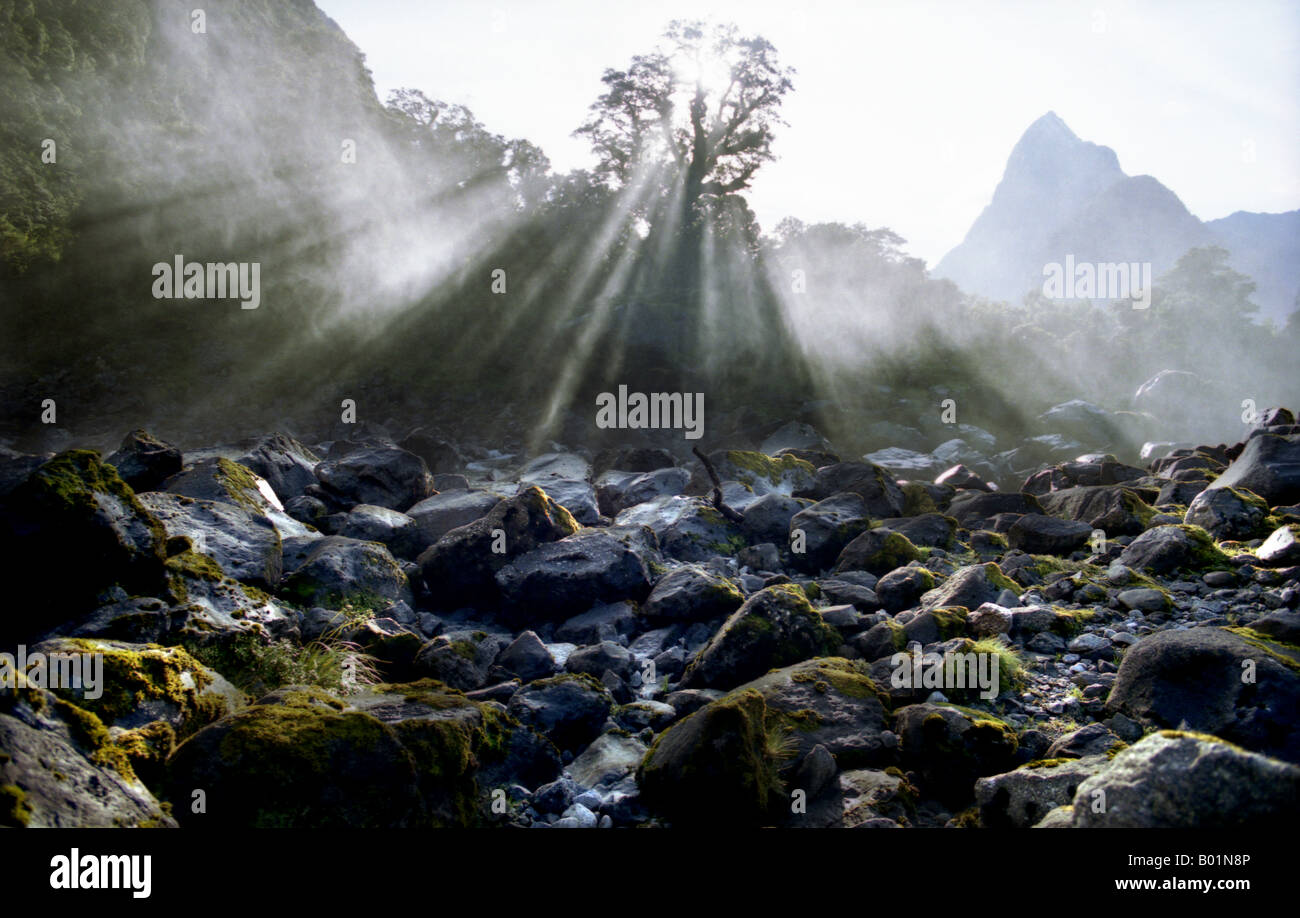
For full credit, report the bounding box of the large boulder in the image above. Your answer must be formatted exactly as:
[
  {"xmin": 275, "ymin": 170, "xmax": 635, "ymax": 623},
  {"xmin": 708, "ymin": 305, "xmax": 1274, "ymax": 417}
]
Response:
[
  {"xmin": 0, "ymin": 682, "xmax": 176, "ymax": 827},
  {"xmin": 796, "ymin": 462, "xmax": 905, "ymax": 518},
  {"xmin": 506, "ymin": 674, "xmax": 613, "ymax": 752},
  {"xmin": 1006, "ymin": 513, "xmax": 1094, "ymax": 555},
  {"xmin": 946, "ymin": 491, "xmax": 1043, "ymax": 528},
  {"xmin": 1257, "ymin": 524, "xmax": 1300, "ymax": 567},
  {"xmin": 140, "ymin": 492, "xmax": 283, "ymax": 588},
  {"xmin": 1183, "ymin": 487, "xmax": 1269, "ymax": 540},
  {"xmin": 788, "ymin": 493, "xmax": 873, "ymax": 572},
  {"xmin": 1118, "ymin": 524, "xmax": 1229, "ymax": 575},
  {"xmin": 1206, "ymin": 433, "xmax": 1300, "ymax": 507},
  {"xmin": 165, "ymin": 684, "xmax": 525, "ymax": 827},
  {"xmin": 833, "ymin": 528, "xmax": 923, "ymax": 576},
  {"xmin": 163, "ymin": 456, "xmax": 309, "ymax": 539},
  {"xmin": 740, "ymin": 492, "xmax": 811, "ymax": 544},
  {"xmin": 975, "ymin": 755, "xmax": 1111, "ymax": 828},
  {"xmin": 1066, "ymin": 731, "xmax": 1300, "ymax": 828},
  {"xmin": 406, "ymin": 489, "xmax": 501, "ymax": 548},
  {"xmin": 920, "ymin": 563, "xmax": 1020, "ymax": 610},
  {"xmin": 335, "ymin": 504, "xmax": 424, "ymax": 561},
  {"xmin": 637, "ymin": 688, "xmax": 785, "ymax": 826},
  {"xmin": 689, "ymin": 450, "xmax": 816, "ymax": 498},
  {"xmin": 235, "ymin": 433, "xmax": 320, "ymax": 503},
  {"xmin": 495, "ymin": 528, "xmax": 653, "ymax": 619},
  {"xmin": 679, "ymin": 585, "xmax": 841, "ymax": 690},
  {"xmin": 314, "ymin": 443, "xmax": 435, "ymax": 511},
  {"xmin": 418, "ymin": 487, "xmax": 578, "ymax": 611},
  {"xmin": 615, "ymin": 495, "xmax": 743, "ymax": 562},
  {"xmin": 1037, "ymin": 485, "xmax": 1156, "ymax": 536},
  {"xmin": 732, "ymin": 658, "xmax": 894, "ymax": 768},
  {"xmin": 1105, "ymin": 627, "xmax": 1300, "ymax": 763},
  {"xmin": 0, "ymin": 450, "xmax": 169, "ymax": 640},
  {"xmin": 640, "ymin": 565, "xmax": 745, "ymax": 622},
  {"xmin": 105, "ymin": 429, "xmax": 183, "ymax": 493},
  {"xmin": 30, "ymin": 638, "xmax": 244, "ymax": 738},
  {"xmin": 894, "ymin": 703, "xmax": 1019, "ymax": 807},
  {"xmin": 280, "ymin": 535, "xmax": 413, "ymax": 611},
  {"xmin": 595, "ymin": 467, "xmax": 690, "ymax": 517}
]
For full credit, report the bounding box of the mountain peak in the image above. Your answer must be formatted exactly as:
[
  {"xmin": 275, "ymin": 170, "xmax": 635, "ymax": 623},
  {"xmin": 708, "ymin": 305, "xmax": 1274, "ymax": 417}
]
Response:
[{"xmin": 1022, "ymin": 111, "xmax": 1077, "ymax": 142}]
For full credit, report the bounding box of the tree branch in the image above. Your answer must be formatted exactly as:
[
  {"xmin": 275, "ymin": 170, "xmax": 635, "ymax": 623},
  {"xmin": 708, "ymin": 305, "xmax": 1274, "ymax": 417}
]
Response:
[{"xmin": 692, "ymin": 446, "xmax": 745, "ymax": 524}]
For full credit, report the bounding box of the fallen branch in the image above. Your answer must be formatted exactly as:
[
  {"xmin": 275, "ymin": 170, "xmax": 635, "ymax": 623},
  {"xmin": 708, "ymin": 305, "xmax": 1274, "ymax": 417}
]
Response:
[{"xmin": 692, "ymin": 446, "xmax": 745, "ymax": 524}]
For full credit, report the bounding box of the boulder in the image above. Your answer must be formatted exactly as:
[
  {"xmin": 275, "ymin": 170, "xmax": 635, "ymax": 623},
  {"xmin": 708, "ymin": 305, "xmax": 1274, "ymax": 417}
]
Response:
[
  {"xmin": 418, "ymin": 487, "xmax": 578, "ymax": 611},
  {"xmin": 105, "ymin": 429, "xmax": 183, "ymax": 492},
  {"xmin": 1207, "ymin": 433, "xmax": 1300, "ymax": 507},
  {"xmin": 1006, "ymin": 513, "xmax": 1094, "ymax": 555},
  {"xmin": 235, "ymin": 433, "xmax": 320, "ymax": 503},
  {"xmin": 0, "ymin": 450, "xmax": 169, "ymax": 639},
  {"xmin": 833, "ymin": 528, "xmax": 923, "ymax": 576},
  {"xmin": 140, "ymin": 492, "xmax": 283, "ymax": 587},
  {"xmin": 406, "ymin": 489, "xmax": 501, "ymax": 548},
  {"xmin": 1118, "ymin": 524, "xmax": 1228, "ymax": 575},
  {"xmin": 1106, "ymin": 627, "xmax": 1300, "ymax": 763},
  {"xmin": 507, "ymin": 674, "xmax": 614, "ymax": 752},
  {"xmin": 894, "ymin": 703, "xmax": 1019, "ymax": 807},
  {"xmin": 1183, "ymin": 487, "xmax": 1269, "ymax": 540},
  {"xmin": 496, "ymin": 529, "xmax": 653, "ymax": 619},
  {"xmin": 280, "ymin": 535, "xmax": 412, "ymax": 610},
  {"xmin": 314, "ymin": 443, "xmax": 435, "ymax": 511},
  {"xmin": 796, "ymin": 462, "xmax": 905, "ymax": 518},
  {"xmin": 678, "ymin": 585, "xmax": 841, "ymax": 690},
  {"xmin": 788, "ymin": 492, "xmax": 873, "ymax": 572},
  {"xmin": 1037, "ymin": 485, "xmax": 1155, "ymax": 536},
  {"xmin": 640, "ymin": 565, "xmax": 745, "ymax": 622},
  {"xmin": 1067, "ymin": 731, "xmax": 1300, "ymax": 827}
]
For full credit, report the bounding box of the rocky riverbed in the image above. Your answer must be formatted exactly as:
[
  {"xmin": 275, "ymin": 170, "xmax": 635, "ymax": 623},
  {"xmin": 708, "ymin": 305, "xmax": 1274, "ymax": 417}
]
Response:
[{"xmin": 1, "ymin": 412, "xmax": 1298, "ymax": 828}]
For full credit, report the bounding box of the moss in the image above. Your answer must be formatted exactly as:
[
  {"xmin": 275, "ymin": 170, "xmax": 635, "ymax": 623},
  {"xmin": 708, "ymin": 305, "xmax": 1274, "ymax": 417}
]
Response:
[
  {"xmin": 0, "ymin": 783, "xmax": 32, "ymax": 827},
  {"xmin": 930, "ymin": 606, "xmax": 970, "ymax": 640},
  {"xmin": 796, "ymin": 658, "xmax": 888, "ymax": 704},
  {"xmin": 1024, "ymin": 757, "xmax": 1069, "ymax": 769},
  {"xmin": 47, "ymin": 640, "xmax": 230, "ymax": 740},
  {"xmin": 213, "ymin": 457, "xmax": 272, "ymax": 513},
  {"xmin": 372, "ymin": 678, "xmax": 473, "ymax": 710},
  {"xmin": 703, "ymin": 576, "xmax": 745, "ymax": 606},
  {"xmin": 949, "ymin": 806, "xmax": 982, "ymax": 828},
  {"xmin": 982, "ymin": 562, "xmax": 1021, "ymax": 594},
  {"xmin": 935, "ymin": 701, "xmax": 1012, "ymax": 730},
  {"xmin": 1224, "ymin": 628, "xmax": 1300, "ymax": 673},
  {"xmin": 801, "ymin": 582, "xmax": 823, "ymax": 601},
  {"xmin": 1153, "ymin": 729, "xmax": 1250, "ymax": 752},
  {"xmin": 901, "ymin": 482, "xmax": 937, "ymax": 516},
  {"xmin": 112, "ymin": 721, "xmax": 176, "ymax": 790},
  {"xmin": 451, "ymin": 640, "xmax": 478, "ymax": 661},
  {"xmin": 49, "ymin": 696, "xmax": 137, "ymax": 782},
  {"xmin": 1049, "ymin": 607, "xmax": 1097, "ymax": 637},
  {"xmin": 724, "ymin": 451, "xmax": 815, "ymax": 487}
]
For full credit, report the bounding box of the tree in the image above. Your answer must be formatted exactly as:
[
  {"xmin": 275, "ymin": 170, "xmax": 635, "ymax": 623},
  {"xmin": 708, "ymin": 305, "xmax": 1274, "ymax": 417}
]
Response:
[{"xmin": 575, "ymin": 20, "xmax": 794, "ymax": 228}]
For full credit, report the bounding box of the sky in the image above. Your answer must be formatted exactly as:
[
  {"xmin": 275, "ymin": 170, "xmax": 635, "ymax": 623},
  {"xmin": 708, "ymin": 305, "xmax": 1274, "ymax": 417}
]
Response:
[{"xmin": 315, "ymin": 0, "xmax": 1300, "ymax": 267}]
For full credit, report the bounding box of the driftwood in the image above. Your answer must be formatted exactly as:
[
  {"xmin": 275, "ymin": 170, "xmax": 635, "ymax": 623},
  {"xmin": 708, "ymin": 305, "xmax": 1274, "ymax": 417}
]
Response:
[{"xmin": 692, "ymin": 446, "xmax": 745, "ymax": 524}]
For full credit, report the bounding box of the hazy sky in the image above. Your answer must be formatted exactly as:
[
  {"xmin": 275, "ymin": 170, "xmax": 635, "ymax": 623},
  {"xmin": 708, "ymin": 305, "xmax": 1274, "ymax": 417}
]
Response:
[{"xmin": 316, "ymin": 0, "xmax": 1300, "ymax": 267}]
